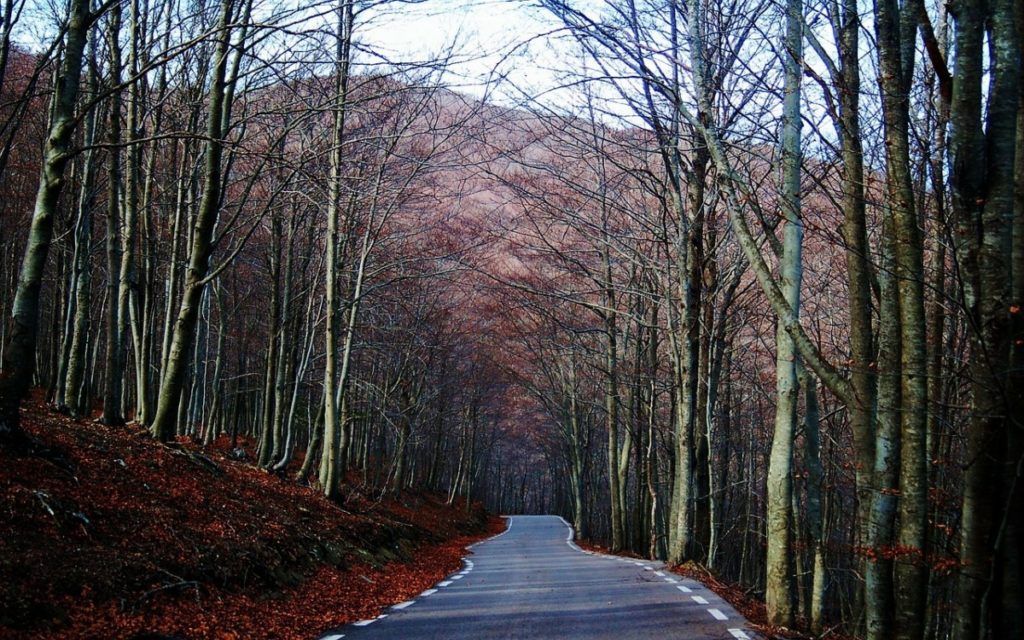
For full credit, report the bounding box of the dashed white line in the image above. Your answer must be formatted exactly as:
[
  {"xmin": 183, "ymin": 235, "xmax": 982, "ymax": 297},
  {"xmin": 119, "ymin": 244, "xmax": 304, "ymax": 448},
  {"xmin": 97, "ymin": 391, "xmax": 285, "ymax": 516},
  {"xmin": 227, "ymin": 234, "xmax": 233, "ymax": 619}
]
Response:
[
  {"xmin": 452, "ymin": 574, "xmax": 464, "ymax": 580},
  {"xmin": 392, "ymin": 601, "xmax": 415, "ymax": 610},
  {"xmin": 321, "ymin": 634, "xmax": 344, "ymax": 640},
  {"xmin": 438, "ymin": 580, "xmax": 453, "ymax": 587},
  {"xmin": 352, "ymin": 619, "xmax": 375, "ymax": 627},
  {"xmin": 420, "ymin": 588, "xmax": 437, "ymax": 596},
  {"xmin": 532, "ymin": 516, "xmax": 747, "ymax": 635}
]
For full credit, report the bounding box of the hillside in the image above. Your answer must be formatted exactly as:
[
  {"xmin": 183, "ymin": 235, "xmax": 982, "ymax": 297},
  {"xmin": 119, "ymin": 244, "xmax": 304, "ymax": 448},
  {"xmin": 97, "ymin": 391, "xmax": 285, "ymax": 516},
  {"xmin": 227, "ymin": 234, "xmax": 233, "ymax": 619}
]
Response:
[{"xmin": 1, "ymin": 397, "xmax": 499, "ymax": 640}]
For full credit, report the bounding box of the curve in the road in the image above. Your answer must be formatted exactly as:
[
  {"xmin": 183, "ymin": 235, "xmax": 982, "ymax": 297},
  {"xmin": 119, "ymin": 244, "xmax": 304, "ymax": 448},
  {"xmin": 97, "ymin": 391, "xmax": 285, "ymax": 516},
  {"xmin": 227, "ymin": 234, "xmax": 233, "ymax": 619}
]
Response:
[{"xmin": 318, "ymin": 515, "xmax": 758, "ymax": 640}]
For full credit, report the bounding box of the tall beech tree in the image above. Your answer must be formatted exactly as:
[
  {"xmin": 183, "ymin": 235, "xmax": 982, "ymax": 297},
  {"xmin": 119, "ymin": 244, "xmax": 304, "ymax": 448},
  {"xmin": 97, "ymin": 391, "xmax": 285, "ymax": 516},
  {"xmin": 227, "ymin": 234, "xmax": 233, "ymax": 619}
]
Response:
[
  {"xmin": 0, "ymin": 0, "xmax": 99, "ymax": 442},
  {"xmin": 150, "ymin": 0, "xmax": 237, "ymax": 440}
]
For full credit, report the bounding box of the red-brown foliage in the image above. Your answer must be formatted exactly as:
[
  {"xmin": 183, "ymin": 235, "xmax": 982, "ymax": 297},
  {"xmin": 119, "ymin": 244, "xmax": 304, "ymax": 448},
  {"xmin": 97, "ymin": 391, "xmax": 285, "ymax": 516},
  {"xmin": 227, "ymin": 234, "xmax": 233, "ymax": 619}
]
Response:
[{"xmin": 1, "ymin": 398, "xmax": 499, "ymax": 639}]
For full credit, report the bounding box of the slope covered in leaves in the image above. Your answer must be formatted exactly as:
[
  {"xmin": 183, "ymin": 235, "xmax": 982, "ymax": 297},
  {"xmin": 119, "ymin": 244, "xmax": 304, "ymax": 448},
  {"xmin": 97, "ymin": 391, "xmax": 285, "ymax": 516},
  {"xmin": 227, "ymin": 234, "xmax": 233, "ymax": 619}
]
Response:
[{"xmin": 0, "ymin": 397, "xmax": 499, "ymax": 639}]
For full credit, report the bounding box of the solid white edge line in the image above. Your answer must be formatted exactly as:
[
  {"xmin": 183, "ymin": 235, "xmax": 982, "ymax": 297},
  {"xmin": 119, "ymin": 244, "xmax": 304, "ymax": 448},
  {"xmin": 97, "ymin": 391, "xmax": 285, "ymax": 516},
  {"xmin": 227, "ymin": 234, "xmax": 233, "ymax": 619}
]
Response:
[
  {"xmin": 728, "ymin": 629, "xmax": 751, "ymax": 640},
  {"xmin": 466, "ymin": 516, "xmax": 512, "ymax": 550},
  {"xmin": 708, "ymin": 608, "xmax": 728, "ymax": 621}
]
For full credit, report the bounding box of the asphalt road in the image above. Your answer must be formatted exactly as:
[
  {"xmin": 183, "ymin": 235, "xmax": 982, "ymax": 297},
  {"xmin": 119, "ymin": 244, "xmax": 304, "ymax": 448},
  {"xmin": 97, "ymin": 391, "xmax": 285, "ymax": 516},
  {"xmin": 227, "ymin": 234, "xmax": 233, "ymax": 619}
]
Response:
[{"xmin": 317, "ymin": 515, "xmax": 757, "ymax": 640}]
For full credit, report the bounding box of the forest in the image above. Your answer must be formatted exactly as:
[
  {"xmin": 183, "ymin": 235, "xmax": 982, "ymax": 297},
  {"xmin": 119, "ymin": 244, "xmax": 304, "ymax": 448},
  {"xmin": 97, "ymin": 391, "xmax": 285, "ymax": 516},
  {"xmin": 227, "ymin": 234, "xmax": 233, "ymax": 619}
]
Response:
[{"xmin": 0, "ymin": 0, "xmax": 1021, "ymax": 638}]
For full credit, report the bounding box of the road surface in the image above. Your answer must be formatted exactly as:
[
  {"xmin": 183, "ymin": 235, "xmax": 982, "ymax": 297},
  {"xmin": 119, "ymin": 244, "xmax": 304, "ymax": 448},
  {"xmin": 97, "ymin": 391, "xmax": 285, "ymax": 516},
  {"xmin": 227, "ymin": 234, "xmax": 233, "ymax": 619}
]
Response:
[{"xmin": 317, "ymin": 515, "xmax": 756, "ymax": 639}]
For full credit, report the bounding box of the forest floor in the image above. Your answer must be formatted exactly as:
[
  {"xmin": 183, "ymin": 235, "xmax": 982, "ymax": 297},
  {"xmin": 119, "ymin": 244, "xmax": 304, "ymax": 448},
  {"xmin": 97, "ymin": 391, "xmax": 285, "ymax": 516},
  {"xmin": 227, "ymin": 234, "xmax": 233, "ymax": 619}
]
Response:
[
  {"xmin": 577, "ymin": 540, "xmax": 854, "ymax": 640},
  {"xmin": 1, "ymin": 395, "xmax": 501, "ymax": 640}
]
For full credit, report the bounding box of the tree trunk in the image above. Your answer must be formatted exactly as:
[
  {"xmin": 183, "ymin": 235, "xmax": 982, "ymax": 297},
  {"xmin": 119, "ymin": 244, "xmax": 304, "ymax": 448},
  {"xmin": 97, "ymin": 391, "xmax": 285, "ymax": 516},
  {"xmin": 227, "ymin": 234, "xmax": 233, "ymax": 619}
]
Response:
[
  {"xmin": 102, "ymin": 3, "xmax": 125, "ymax": 426},
  {"xmin": 873, "ymin": 1, "xmax": 928, "ymax": 636},
  {"xmin": 0, "ymin": 0, "xmax": 93, "ymax": 442},
  {"xmin": 765, "ymin": 1, "xmax": 802, "ymax": 623},
  {"xmin": 318, "ymin": 0, "xmax": 353, "ymax": 499},
  {"xmin": 950, "ymin": 0, "xmax": 1019, "ymax": 635},
  {"xmin": 150, "ymin": 0, "xmax": 233, "ymax": 441}
]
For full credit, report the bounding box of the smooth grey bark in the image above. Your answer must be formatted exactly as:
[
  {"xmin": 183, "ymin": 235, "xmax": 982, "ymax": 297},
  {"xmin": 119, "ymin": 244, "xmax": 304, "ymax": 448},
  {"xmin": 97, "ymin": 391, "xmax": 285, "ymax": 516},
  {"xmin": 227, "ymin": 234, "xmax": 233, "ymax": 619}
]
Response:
[
  {"xmin": 765, "ymin": 0, "xmax": 802, "ymax": 623},
  {"xmin": 678, "ymin": 0, "xmax": 856, "ymax": 409},
  {"xmin": 269, "ymin": 214, "xmax": 294, "ymax": 464},
  {"xmin": 801, "ymin": 371, "xmax": 826, "ymax": 634},
  {"xmin": 318, "ymin": 0, "xmax": 353, "ymax": 499},
  {"xmin": 865, "ymin": 213, "xmax": 902, "ymax": 640},
  {"xmin": 874, "ymin": 1, "xmax": 929, "ymax": 636},
  {"xmin": 60, "ymin": 44, "xmax": 100, "ymax": 417},
  {"xmin": 150, "ymin": 0, "xmax": 234, "ymax": 441},
  {"xmin": 117, "ymin": 0, "xmax": 142, "ymax": 423},
  {"xmin": 102, "ymin": 2, "xmax": 125, "ymax": 426},
  {"xmin": 258, "ymin": 213, "xmax": 282, "ymax": 467},
  {"xmin": 0, "ymin": 0, "xmax": 94, "ymax": 441},
  {"xmin": 605, "ymin": 301, "xmax": 623, "ymax": 551}
]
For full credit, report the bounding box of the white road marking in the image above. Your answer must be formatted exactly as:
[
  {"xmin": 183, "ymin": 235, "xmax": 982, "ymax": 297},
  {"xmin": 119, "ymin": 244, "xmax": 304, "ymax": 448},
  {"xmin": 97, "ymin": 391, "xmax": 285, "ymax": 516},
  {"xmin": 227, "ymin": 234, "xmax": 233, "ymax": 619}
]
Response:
[
  {"xmin": 321, "ymin": 634, "xmax": 344, "ymax": 640},
  {"xmin": 676, "ymin": 585, "xmax": 692, "ymax": 592},
  {"xmin": 654, "ymin": 571, "xmax": 665, "ymax": 576},
  {"xmin": 728, "ymin": 629, "xmax": 751, "ymax": 640},
  {"xmin": 708, "ymin": 608, "xmax": 728, "ymax": 620},
  {"xmin": 633, "ymin": 562, "xmax": 645, "ymax": 566},
  {"xmin": 467, "ymin": 517, "xmax": 512, "ymax": 549},
  {"xmin": 664, "ymin": 577, "xmax": 679, "ymax": 583},
  {"xmin": 557, "ymin": 516, "xmax": 585, "ymax": 553},
  {"xmin": 458, "ymin": 571, "xmax": 469, "ymax": 576},
  {"xmin": 692, "ymin": 595, "xmax": 709, "ymax": 604},
  {"xmin": 420, "ymin": 588, "xmax": 437, "ymax": 596},
  {"xmin": 452, "ymin": 574, "xmax": 464, "ymax": 580},
  {"xmin": 377, "ymin": 614, "xmax": 388, "ymax": 620},
  {"xmin": 643, "ymin": 566, "xmax": 653, "ymax": 571},
  {"xmin": 392, "ymin": 601, "xmax": 415, "ymax": 610},
  {"xmin": 438, "ymin": 580, "xmax": 453, "ymax": 587},
  {"xmin": 352, "ymin": 619, "xmax": 375, "ymax": 627}
]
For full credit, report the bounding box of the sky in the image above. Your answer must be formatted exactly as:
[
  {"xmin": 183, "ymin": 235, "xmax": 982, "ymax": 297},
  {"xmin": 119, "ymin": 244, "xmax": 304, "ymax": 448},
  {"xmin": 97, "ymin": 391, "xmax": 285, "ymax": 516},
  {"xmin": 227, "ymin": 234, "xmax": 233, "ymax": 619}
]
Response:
[{"xmin": 356, "ymin": 0, "xmax": 578, "ymax": 108}]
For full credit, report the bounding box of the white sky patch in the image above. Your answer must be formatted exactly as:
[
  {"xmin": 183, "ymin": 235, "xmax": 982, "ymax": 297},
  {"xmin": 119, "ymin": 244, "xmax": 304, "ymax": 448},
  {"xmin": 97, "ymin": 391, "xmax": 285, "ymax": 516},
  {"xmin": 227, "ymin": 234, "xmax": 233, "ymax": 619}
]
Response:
[{"xmin": 356, "ymin": 1, "xmax": 566, "ymax": 100}]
